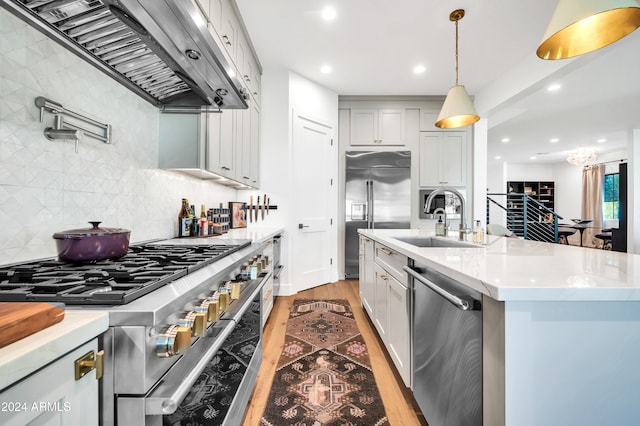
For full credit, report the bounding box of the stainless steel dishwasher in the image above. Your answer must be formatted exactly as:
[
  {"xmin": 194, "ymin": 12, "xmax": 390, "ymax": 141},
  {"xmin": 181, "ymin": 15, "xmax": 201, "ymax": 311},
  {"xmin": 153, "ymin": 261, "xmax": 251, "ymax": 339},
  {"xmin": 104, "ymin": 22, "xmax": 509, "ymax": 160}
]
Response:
[{"xmin": 404, "ymin": 262, "xmax": 482, "ymax": 426}]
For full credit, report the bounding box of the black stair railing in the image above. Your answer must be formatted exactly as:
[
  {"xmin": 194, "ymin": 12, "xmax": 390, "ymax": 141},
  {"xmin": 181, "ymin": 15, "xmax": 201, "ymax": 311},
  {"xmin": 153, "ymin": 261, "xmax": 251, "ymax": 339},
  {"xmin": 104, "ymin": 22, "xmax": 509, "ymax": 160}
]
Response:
[{"xmin": 486, "ymin": 193, "xmax": 563, "ymax": 242}]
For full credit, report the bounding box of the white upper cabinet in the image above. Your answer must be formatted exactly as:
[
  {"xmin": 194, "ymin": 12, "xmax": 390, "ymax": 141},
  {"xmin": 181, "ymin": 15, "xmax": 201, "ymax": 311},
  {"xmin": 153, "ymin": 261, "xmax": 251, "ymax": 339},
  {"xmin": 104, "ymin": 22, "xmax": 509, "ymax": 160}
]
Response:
[
  {"xmin": 350, "ymin": 108, "xmax": 405, "ymax": 145},
  {"xmin": 207, "ymin": 111, "xmax": 235, "ymax": 178},
  {"xmin": 249, "ymin": 103, "xmax": 260, "ymax": 188},
  {"xmin": 178, "ymin": 0, "xmax": 261, "ymax": 188},
  {"xmin": 419, "ymin": 131, "xmax": 468, "ymax": 187}
]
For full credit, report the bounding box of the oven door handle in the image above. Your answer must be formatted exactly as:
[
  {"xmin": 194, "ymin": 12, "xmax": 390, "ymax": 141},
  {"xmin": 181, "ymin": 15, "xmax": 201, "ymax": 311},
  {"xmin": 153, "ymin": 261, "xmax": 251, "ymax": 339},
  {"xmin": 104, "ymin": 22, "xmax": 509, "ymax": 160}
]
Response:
[
  {"xmin": 144, "ymin": 320, "xmax": 236, "ymax": 415},
  {"xmin": 223, "ymin": 273, "xmax": 270, "ymax": 322}
]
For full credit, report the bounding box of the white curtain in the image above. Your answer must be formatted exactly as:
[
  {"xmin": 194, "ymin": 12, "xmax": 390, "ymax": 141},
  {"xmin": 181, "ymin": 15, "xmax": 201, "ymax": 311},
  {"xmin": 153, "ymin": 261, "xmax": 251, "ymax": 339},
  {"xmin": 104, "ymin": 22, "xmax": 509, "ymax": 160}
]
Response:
[{"xmin": 581, "ymin": 165, "xmax": 605, "ymax": 248}]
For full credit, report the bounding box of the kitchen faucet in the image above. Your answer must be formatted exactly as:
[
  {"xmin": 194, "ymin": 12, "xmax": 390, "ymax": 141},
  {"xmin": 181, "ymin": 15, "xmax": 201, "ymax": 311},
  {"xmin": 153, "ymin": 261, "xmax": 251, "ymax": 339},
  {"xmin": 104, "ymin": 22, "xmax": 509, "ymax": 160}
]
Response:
[{"xmin": 425, "ymin": 187, "xmax": 466, "ymax": 240}]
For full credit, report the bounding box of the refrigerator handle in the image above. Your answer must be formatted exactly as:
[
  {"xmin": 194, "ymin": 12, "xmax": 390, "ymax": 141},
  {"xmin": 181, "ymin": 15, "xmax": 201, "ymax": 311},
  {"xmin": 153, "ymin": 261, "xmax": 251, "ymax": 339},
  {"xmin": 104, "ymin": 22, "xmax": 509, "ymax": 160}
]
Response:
[{"xmin": 368, "ymin": 180, "xmax": 374, "ymax": 229}]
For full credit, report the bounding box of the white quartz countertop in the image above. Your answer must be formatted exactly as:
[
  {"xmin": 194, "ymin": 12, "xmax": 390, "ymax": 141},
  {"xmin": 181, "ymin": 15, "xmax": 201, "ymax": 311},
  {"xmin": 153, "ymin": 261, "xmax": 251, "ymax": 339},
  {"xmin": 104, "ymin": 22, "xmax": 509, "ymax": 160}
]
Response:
[
  {"xmin": 0, "ymin": 310, "xmax": 109, "ymax": 391},
  {"xmin": 360, "ymin": 228, "xmax": 640, "ymax": 302},
  {"xmin": 217, "ymin": 227, "xmax": 283, "ymax": 243},
  {"xmin": 156, "ymin": 227, "xmax": 284, "ymax": 246}
]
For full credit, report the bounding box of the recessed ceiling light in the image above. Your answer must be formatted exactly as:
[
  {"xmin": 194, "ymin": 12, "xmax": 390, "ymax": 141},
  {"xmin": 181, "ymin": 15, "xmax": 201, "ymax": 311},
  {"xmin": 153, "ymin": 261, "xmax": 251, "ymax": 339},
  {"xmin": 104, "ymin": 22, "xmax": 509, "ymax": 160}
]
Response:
[
  {"xmin": 597, "ymin": 138, "xmax": 607, "ymax": 143},
  {"xmin": 547, "ymin": 83, "xmax": 561, "ymax": 92},
  {"xmin": 530, "ymin": 156, "xmax": 537, "ymax": 160},
  {"xmin": 550, "ymin": 138, "xmax": 559, "ymax": 143},
  {"xmin": 322, "ymin": 7, "xmax": 336, "ymax": 21},
  {"xmin": 320, "ymin": 65, "xmax": 332, "ymax": 74},
  {"xmin": 501, "ymin": 137, "xmax": 510, "ymax": 143},
  {"xmin": 413, "ymin": 64, "xmax": 426, "ymax": 74},
  {"xmin": 495, "ymin": 156, "xmax": 501, "ymax": 160}
]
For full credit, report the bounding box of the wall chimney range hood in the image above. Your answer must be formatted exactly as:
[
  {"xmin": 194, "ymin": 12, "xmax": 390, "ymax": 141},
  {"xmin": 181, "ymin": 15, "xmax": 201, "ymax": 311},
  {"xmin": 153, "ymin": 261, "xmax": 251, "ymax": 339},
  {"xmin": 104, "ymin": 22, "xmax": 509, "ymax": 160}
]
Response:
[{"xmin": 1, "ymin": 0, "xmax": 249, "ymax": 110}]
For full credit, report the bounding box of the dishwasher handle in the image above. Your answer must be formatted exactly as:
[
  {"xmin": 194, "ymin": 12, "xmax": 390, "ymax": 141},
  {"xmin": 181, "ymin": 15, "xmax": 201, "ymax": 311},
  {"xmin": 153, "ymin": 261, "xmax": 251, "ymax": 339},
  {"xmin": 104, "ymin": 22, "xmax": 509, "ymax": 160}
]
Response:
[{"xmin": 404, "ymin": 265, "xmax": 480, "ymax": 311}]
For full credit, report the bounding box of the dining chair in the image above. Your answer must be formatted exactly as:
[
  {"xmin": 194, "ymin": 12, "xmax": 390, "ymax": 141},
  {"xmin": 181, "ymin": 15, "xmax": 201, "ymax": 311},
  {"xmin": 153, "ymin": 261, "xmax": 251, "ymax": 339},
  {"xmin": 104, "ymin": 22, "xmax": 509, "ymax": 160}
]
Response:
[
  {"xmin": 557, "ymin": 227, "xmax": 576, "ymax": 245},
  {"xmin": 595, "ymin": 228, "xmax": 613, "ymax": 250}
]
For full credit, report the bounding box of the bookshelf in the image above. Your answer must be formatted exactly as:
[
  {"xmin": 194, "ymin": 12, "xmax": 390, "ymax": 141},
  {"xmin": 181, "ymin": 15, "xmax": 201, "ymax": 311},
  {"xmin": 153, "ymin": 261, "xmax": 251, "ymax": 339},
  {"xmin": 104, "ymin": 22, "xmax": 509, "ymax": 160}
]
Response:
[{"xmin": 506, "ymin": 181, "xmax": 555, "ymax": 236}]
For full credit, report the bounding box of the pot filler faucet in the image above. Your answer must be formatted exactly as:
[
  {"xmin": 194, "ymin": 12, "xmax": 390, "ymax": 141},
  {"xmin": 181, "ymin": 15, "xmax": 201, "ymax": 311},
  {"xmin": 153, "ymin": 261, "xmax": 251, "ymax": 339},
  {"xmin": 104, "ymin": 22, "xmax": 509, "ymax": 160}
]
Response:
[{"xmin": 425, "ymin": 187, "xmax": 466, "ymax": 240}]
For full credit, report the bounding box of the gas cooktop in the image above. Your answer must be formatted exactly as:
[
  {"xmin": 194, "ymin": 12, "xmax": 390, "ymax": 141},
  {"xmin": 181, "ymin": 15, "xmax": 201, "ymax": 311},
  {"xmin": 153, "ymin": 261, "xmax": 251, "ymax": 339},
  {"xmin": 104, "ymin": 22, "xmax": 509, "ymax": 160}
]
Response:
[{"xmin": 0, "ymin": 242, "xmax": 250, "ymax": 305}]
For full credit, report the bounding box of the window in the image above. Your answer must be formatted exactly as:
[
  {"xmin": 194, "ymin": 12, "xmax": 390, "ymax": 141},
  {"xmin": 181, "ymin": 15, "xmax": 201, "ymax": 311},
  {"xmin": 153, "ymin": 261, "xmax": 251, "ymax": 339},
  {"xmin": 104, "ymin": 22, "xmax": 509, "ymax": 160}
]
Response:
[{"xmin": 603, "ymin": 173, "xmax": 619, "ymax": 221}]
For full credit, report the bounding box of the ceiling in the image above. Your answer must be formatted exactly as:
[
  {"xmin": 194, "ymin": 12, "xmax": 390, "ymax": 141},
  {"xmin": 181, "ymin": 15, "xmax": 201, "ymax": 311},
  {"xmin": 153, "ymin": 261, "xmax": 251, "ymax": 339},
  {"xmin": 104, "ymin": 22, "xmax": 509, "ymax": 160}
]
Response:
[{"xmin": 235, "ymin": 0, "xmax": 640, "ymax": 164}]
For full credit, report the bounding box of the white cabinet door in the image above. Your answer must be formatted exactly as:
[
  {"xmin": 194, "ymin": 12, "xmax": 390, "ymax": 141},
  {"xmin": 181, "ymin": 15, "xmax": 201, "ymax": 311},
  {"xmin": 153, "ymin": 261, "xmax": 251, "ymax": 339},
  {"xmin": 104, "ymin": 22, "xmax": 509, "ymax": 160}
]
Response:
[
  {"xmin": 373, "ymin": 262, "xmax": 389, "ymax": 343},
  {"xmin": 419, "ymin": 131, "xmax": 467, "ymax": 187},
  {"xmin": 236, "ymin": 31, "xmax": 248, "ymax": 81},
  {"xmin": 0, "ymin": 339, "xmax": 100, "ymax": 426},
  {"xmin": 387, "ymin": 274, "xmax": 411, "ymax": 387},
  {"xmin": 441, "ymin": 132, "xmax": 466, "ymax": 186},
  {"xmin": 234, "ymin": 108, "xmax": 252, "ymax": 185},
  {"xmin": 350, "ymin": 108, "xmax": 404, "ymax": 146},
  {"xmin": 359, "ymin": 236, "xmax": 375, "ymax": 317},
  {"xmin": 249, "ymin": 104, "xmax": 260, "ymax": 188},
  {"xmin": 378, "ymin": 109, "xmax": 405, "ymax": 145},
  {"xmin": 261, "ymin": 274, "xmax": 274, "ymax": 327},
  {"xmin": 207, "ymin": 0, "xmax": 223, "ymax": 30},
  {"xmin": 350, "ymin": 109, "xmax": 378, "ymax": 145},
  {"xmin": 219, "ymin": 1, "xmax": 238, "ymax": 60},
  {"xmin": 419, "ymin": 133, "xmax": 442, "ymax": 186},
  {"xmin": 250, "ymin": 56, "xmax": 261, "ymax": 105},
  {"xmin": 206, "ymin": 111, "xmax": 235, "ymax": 178},
  {"xmin": 219, "ymin": 109, "xmax": 235, "ymax": 177}
]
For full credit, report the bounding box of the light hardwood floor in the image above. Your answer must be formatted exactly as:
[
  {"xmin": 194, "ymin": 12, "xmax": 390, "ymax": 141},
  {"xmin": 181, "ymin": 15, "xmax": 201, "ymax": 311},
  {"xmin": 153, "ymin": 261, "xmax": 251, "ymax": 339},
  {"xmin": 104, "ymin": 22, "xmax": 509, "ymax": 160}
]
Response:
[{"xmin": 241, "ymin": 280, "xmax": 427, "ymax": 426}]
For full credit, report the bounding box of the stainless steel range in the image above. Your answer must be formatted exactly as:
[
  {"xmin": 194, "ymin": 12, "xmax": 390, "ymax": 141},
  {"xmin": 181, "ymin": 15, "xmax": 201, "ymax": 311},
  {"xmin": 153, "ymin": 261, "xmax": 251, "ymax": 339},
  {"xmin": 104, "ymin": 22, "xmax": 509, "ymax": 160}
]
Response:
[{"xmin": 0, "ymin": 238, "xmax": 270, "ymax": 426}]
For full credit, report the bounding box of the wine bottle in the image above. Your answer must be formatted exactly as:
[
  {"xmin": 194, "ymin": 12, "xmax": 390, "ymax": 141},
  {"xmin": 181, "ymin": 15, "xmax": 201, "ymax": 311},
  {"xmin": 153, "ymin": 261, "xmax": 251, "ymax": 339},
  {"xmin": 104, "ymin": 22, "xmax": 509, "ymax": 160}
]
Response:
[{"xmin": 178, "ymin": 199, "xmax": 191, "ymax": 237}]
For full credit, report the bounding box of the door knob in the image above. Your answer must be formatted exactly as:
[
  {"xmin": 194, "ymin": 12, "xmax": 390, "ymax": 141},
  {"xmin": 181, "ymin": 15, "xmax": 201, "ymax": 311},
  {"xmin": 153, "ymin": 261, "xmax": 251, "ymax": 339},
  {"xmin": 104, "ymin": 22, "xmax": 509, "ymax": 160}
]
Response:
[{"xmin": 298, "ymin": 224, "xmax": 310, "ymax": 229}]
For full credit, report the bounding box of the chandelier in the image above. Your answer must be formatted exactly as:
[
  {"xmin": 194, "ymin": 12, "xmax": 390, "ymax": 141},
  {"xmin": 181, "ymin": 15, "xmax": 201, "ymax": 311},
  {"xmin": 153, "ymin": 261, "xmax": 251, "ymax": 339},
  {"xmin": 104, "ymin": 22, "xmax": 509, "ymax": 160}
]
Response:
[{"xmin": 566, "ymin": 148, "xmax": 597, "ymax": 166}]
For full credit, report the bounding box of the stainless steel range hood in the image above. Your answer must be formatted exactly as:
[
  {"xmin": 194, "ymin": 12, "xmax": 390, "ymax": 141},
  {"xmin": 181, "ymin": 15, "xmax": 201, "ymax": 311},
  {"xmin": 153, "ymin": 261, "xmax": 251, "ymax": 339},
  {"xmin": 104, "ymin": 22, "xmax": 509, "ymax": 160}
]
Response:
[{"xmin": 1, "ymin": 0, "xmax": 249, "ymax": 109}]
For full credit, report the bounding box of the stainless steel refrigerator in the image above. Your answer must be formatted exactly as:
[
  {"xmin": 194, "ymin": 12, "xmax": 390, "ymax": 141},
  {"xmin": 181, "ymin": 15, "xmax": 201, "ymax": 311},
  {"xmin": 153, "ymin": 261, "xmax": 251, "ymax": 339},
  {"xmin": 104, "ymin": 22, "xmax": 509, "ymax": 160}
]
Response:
[{"xmin": 345, "ymin": 151, "xmax": 411, "ymax": 278}]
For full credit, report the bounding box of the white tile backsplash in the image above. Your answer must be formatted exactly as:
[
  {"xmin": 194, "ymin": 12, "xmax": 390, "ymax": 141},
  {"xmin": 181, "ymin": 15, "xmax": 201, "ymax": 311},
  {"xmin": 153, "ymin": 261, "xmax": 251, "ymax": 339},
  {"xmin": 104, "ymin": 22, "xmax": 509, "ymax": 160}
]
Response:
[{"xmin": 0, "ymin": 9, "xmax": 238, "ymax": 265}]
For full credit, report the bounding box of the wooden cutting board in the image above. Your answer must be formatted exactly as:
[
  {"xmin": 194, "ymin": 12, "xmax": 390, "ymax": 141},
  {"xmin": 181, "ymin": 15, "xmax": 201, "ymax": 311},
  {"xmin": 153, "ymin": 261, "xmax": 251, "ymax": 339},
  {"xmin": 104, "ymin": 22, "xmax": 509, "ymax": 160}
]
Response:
[{"xmin": 0, "ymin": 302, "xmax": 65, "ymax": 349}]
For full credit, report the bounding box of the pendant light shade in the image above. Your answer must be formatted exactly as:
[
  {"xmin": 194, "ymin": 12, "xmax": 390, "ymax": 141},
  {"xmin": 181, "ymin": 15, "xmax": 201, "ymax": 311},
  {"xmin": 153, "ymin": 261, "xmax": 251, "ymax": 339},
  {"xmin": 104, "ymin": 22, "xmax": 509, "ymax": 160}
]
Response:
[
  {"xmin": 435, "ymin": 9, "xmax": 480, "ymax": 129},
  {"xmin": 537, "ymin": 0, "xmax": 640, "ymax": 60},
  {"xmin": 435, "ymin": 85, "xmax": 479, "ymax": 129}
]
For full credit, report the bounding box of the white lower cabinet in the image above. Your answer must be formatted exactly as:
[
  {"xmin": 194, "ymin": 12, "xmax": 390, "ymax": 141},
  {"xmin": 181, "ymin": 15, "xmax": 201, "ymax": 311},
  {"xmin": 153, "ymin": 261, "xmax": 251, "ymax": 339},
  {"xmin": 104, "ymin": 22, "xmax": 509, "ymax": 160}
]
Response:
[
  {"xmin": 359, "ymin": 236, "xmax": 411, "ymax": 387},
  {"xmin": 386, "ymin": 273, "xmax": 411, "ymax": 386},
  {"xmin": 373, "ymin": 262, "xmax": 390, "ymax": 341},
  {"xmin": 0, "ymin": 339, "xmax": 100, "ymax": 426},
  {"xmin": 261, "ymin": 274, "xmax": 274, "ymax": 327},
  {"xmin": 359, "ymin": 236, "xmax": 375, "ymax": 316}
]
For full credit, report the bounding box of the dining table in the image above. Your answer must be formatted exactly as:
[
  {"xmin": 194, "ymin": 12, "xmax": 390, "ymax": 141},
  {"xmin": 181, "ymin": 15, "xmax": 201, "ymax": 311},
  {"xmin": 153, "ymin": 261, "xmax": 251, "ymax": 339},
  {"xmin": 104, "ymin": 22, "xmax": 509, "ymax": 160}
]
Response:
[{"xmin": 559, "ymin": 219, "xmax": 595, "ymax": 247}]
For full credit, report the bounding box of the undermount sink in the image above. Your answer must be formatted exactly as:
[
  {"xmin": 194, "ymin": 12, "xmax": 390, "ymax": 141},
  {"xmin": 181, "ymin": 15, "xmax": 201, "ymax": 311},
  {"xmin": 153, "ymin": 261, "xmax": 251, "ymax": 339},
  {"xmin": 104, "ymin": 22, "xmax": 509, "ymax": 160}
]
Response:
[{"xmin": 393, "ymin": 236, "xmax": 480, "ymax": 248}]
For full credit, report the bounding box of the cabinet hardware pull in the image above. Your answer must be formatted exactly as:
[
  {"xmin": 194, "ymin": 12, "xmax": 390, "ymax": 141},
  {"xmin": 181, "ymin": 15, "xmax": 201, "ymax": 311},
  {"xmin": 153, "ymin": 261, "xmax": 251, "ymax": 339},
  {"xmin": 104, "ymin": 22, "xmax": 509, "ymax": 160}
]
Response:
[
  {"xmin": 377, "ymin": 247, "xmax": 393, "ymax": 256},
  {"xmin": 75, "ymin": 349, "xmax": 104, "ymax": 380},
  {"xmin": 380, "ymin": 274, "xmax": 389, "ymax": 280}
]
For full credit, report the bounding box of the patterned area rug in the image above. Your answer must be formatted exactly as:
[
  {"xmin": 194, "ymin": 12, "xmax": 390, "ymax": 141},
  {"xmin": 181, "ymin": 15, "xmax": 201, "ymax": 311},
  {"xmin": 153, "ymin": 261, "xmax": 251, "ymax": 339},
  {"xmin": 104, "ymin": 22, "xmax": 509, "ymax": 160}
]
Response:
[{"xmin": 260, "ymin": 299, "xmax": 389, "ymax": 426}]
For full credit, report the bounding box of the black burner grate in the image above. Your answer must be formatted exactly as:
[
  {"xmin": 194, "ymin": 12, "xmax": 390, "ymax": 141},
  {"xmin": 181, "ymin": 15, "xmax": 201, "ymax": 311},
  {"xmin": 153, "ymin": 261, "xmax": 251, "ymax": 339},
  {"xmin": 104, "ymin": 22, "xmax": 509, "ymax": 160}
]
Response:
[{"xmin": 0, "ymin": 242, "xmax": 249, "ymax": 305}]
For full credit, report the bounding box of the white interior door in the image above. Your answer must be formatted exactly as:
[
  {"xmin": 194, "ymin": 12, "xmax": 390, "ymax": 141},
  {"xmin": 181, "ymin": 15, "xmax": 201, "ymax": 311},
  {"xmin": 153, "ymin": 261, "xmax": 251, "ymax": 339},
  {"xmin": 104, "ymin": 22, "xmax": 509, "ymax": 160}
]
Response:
[{"xmin": 292, "ymin": 114, "xmax": 334, "ymax": 292}]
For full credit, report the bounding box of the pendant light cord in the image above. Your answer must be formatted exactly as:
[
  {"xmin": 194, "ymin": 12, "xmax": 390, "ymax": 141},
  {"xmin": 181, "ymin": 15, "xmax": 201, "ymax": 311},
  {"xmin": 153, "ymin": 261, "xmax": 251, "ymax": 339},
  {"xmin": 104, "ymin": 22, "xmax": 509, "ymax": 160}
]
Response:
[{"xmin": 455, "ymin": 18, "xmax": 459, "ymax": 86}]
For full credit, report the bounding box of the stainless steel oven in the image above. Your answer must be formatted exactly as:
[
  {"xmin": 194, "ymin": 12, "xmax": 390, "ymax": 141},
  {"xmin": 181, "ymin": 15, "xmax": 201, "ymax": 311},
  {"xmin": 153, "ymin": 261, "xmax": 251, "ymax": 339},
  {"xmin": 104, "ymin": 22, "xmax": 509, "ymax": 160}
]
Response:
[{"xmin": 0, "ymin": 238, "xmax": 269, "ymax": 426}]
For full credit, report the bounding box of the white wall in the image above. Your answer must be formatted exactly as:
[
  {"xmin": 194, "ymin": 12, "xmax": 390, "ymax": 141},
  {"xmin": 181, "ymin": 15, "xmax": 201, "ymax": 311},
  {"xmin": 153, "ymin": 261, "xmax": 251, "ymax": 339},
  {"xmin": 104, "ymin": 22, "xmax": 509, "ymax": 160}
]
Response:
[
  {"xmin": 251, "ymin": 68, "xmax": 339, "ymax": 294},
  {"xmin": 0, "ymin": 9, "xmax": 237, "ymax": 264},
  {"xmin": 505, "ymin": 163, "xmax": 554, "ymax": 182}
]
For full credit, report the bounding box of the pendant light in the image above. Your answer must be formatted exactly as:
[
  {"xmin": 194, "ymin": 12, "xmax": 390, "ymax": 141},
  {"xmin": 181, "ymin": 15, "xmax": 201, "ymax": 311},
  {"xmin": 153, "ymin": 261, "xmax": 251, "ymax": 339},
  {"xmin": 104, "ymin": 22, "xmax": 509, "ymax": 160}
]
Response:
[
  {"xmin": 537, "ymin": 0, "xmax": 640, "ymax": 60},
  {"xmin": 435, "ymin": 9, "xmax": 480, "ymax": 129}
]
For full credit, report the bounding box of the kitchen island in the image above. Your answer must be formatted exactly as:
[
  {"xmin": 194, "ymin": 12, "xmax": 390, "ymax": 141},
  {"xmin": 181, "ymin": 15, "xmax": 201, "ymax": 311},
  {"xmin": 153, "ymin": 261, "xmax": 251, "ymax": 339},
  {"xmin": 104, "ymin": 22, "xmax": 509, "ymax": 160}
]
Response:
[{"xmin": 359, "ymin": 228, "xmax": 640, "ymax": 426}]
